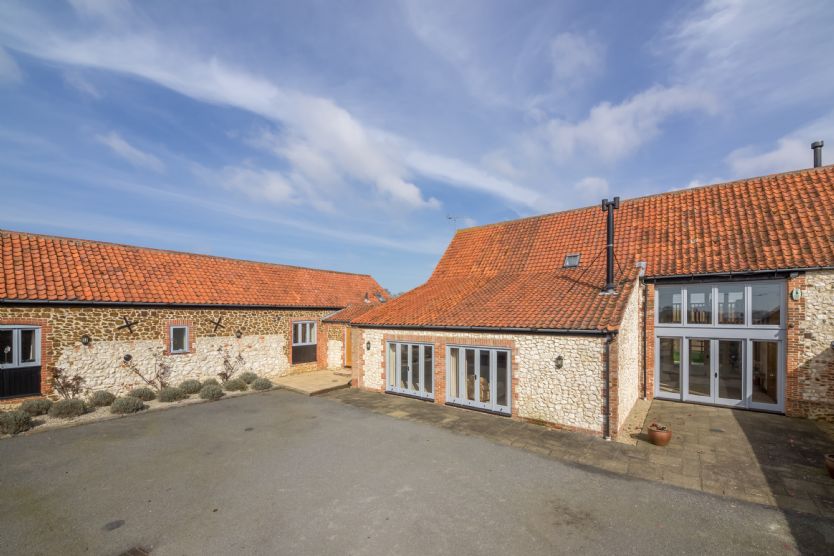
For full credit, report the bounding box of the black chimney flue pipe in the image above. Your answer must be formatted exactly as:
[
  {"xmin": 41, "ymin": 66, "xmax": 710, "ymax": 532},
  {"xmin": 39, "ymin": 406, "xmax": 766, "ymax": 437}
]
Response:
[
  {"xmin": 812, "ymin": 140, "xmax": 824, "ymax": 168},
  {"xmin": 601, "ymin": 196, "xmax": 620, "ymax": 292}
]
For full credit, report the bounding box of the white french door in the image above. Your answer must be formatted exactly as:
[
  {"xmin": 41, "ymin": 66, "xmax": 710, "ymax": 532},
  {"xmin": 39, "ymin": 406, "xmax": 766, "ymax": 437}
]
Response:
[
  {"xmin": 683, "ymin": 338, "xmax": 745, "ymax": 408},
  {"xmin": 446, "ymin": 346, "xmax": 511, "ymax": 415},
  {"xmin": 386, "ymin": 342, "xmax": 434, "ymax": 400},
  {"xmin": 658, "ymin": 335, "xmax": 783, "ymax": 412}
]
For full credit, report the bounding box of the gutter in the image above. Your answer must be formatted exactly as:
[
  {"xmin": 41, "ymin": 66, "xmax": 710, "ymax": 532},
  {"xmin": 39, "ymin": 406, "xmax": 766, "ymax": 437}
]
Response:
[
  {"xmin": 352, "ymin": 323, "xmax": 611, "ymax": 336},
  {"xmin": 0, "ymin": 299, "xmax": 344, "ymax": 311},
  {"xmin": 644, "ymin": 265, "xmax": 834, "ymax": 283}
]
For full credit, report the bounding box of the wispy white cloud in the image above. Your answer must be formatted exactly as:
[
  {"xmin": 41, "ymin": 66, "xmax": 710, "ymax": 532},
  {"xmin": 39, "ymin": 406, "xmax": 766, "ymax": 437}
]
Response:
[
  {"xmin": 549, "ymin": 32, "xmax": 604, "ymax": 91},
  {"xmin": 724, "ymin": 111, "xmax": 834, "ymax": 177},
  {"xmin": 0, "ymin": 9, "xmax": 456, "ymax": 210},
  {"xmin": 68, "ymin": 0, "xmax": 134, "ymax": 24},
  {"xmin": 63, "ymin": 70, "xmax": 101, "ymax": 98},
  {"xmin": 218, "ymin": 166, "xmax": 297, "ymax": 205},
  {"xmin": 664, "ymin": 0, "xmax": 834, "ymax": 107},
  {"xmin": 95, "ymin": 131, "xmax": 165, "ymax": 172},
  {"xmin": 0, "ymin": 46, "xmax": 21, "ymax": 83},
  {"xmin": 544, "ymin": 86, "xmax": 717, "ymax": 163},
  {"xmin": 573, "ymin": 176, "xmax": 608, "ymax": 202},
  {"xmin": 405, "ymin": 150, "xmax": 540, "ymax": 207}
]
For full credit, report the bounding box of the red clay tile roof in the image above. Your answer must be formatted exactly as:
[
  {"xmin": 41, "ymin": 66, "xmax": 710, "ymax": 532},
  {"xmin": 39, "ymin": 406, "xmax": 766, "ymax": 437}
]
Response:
[
  {"xmin": 324, "ymin": 301, "xmax": 384, "ymax": 323},
  {"xmin": 0, "ymin": 230, "xmax": 385, "ymax": 308},
  {"xmin": 355, "ymin": 165, "xmax": 834, "ymax": 331}
]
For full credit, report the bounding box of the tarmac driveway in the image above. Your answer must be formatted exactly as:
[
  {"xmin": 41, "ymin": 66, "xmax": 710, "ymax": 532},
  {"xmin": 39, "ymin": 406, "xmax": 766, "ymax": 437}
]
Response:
[{"xmin": 1, "ymin": 390, "xmax": 833, "ymax": 555}]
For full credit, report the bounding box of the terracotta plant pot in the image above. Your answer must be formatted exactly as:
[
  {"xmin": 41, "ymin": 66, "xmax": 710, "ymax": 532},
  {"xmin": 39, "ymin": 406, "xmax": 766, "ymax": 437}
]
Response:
[
  {"xmin": 825, "ymin": 454, "xmax": 834, "ymax": 479},
  {"xmin": 648, "ymin": 423, "xmax": 672, "ymax": 447}
]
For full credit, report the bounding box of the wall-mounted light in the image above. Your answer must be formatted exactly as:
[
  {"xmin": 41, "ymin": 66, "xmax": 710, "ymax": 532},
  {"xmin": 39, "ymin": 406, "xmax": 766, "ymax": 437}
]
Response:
[
  {"xmin": 554, "ymin": 355, "xmax": 564, "ymax": 370},
  {"xmin": 830, "ymin": 341, "xmax": 834, "ymax": 351},
  {"xmin": 123, "ymin": 354, "xmax": 132, "ymax": 363},
  {"xmin": 235, "ymin": 330, "xmax": 243, "ymax": 339},
  {"xmin": 80, "ymin": 334, "xmax": 91, "ymax": 346},
  {"xmin": 366, "ymin": 341, "xmax": 371, "ymax": 351}
]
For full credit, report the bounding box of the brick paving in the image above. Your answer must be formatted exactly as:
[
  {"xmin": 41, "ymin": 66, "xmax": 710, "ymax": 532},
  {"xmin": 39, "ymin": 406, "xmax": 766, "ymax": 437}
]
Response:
[{"xmin": 323, "ymin": 389, "xmax": 834, "ymax": 517}]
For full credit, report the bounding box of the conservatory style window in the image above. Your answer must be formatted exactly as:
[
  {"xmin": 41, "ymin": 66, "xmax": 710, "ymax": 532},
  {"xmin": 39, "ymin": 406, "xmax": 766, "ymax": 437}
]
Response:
[{"xmin": 654, "ymin": 281, "xmax": 785, "ymax": 412}]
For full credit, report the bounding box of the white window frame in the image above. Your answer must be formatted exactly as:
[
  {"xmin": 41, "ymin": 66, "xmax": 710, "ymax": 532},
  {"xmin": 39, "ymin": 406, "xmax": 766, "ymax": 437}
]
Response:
[
  {"xmin": 655, "ymin": 280, "xmax": 785, "ymax": 330},
  {"xmin": 169, "ymin": 325, "xmax": 190, "ymax": 354},
  {"xmin": 445, "ymin": 344, "xmax": 512, "ymax": 415},
  {"xmin": 563, "ymin": 254, "xmax": 580, "ymax": 268},
  {"xmin": 0, "ymin": 326, "xmax": 41, "ymax": 368},
  {"xmin": 293, "ymin": 321, "xmax": 317, "ymax": 346},
  {"xmin": 654, "ymin": 280, "xmax": 786, "ymax": 413},
  {"xmin": 385, "ymin": 341, "xmax": 435, "ymax": 400}
]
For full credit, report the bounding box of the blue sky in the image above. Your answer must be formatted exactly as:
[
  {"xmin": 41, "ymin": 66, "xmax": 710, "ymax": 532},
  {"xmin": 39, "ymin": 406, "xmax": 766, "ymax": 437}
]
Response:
[{"xmin": 1, "ymin": 1, "xmax": 833, "ymax": 294}]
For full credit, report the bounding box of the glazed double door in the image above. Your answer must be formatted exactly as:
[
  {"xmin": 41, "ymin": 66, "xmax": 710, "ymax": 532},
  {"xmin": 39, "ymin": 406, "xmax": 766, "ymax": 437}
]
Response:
[
  {"xmin": 657, "ymin": 336, "xmax": 782, "ymax": 411},
  {"xmin": 386, "ymin": 342, "xmax": 434, "ymax": 400}
]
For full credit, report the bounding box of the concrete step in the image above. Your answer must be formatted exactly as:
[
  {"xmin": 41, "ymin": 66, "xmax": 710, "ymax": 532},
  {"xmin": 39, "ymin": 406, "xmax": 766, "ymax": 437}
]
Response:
[{"xmin": 274, "ymin": 370, "xmax": 351, "ymax": 396}]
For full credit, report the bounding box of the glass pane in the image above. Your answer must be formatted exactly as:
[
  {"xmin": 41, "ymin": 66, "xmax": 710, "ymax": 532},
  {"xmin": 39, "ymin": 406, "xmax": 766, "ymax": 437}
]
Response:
[
  {"xmin": 20, "ymin": 330, "xmax": 36, "ymax": 363},
  {"xmin": 423, "ymin": 346, "xmax": 433, "ymax": 394},
  {"xmin": 752, "ymin": 341, "xmax": 779, "ymax": 405},
  {"xmin": 465, "ymin": 349, "xmax": 476, "ymax": 401},
  {"xmin": 717, "ymin": 340, "xmax": 743, "ymax": 401},
  {"xmin": 658, "ymin": 338, "xmax": 681, "ymax": 394},
  {"xmin": 293, "ymin": 323, "xmax": 299, "ymax": 344},
  {"xmin": 658, "ymin": 287, "xmax": 683, "ymax": 324},
  {"xmin": 478, "ymin": 350, "xmax": 491, "ymax": 403},
  {"xmin": 687, "ymin": 286, "xmax": 713, "ymax": 325},
  {"xmin": 751, "ymin": 283, "xmax": 782, "ymax": 325},
  {"xmin": 301, "ymin": 323, "xmax": 307, "ymax": 344},
  {"xmin": 399, "ymin": 344, "xmax": 408, "ymax": 388},
  {"xmin": 496, "ymin": 351, "xmax": 508, "ymax": 407},
  {"xmin": 310, "ymin": 323, "xmax": 316, "ymax": 344},
  {"xmin": 449, "ymin": 348, "xmax": 460, "ymax": 399},
  {"xmin": 410, "ymin": 344, "xmax": 420, "ymax": 391},
  {"xmin": 172, "ymin": 327, "xmax": 187, "ymax": 352},
  {"xmin": 688, "ymin": 339, "xmax": 711, "ymax": 397},
  {"xmin": 0, "ymin": 330, "xmax": 13, "ymax": 365},
  {"xmin": 717, "ymin": 285, "xmax": 745, "ymax": 325},
  {"xmin": 387, "ymin": 343, "xmax": 396, "ymax": 388}
]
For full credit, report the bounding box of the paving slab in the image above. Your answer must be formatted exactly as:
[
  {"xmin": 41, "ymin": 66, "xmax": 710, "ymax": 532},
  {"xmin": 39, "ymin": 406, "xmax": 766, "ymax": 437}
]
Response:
[{"xmin": 273, "ymin": 369, "xmax": 350, "ymax": 396}]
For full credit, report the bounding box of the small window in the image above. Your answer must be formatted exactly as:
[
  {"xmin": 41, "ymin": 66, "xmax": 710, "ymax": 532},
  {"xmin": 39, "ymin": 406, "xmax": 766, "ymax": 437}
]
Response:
[
  {"xmin": 0, "ymin": 327, "xmax": 40, "ymax": 368},
  {"xmin": 292, "ymin": 321, "xmax": 317, "ymax": 346},
  {"xmin": 751, "ymin": 283, "xmax": 782, "ymax": 325},
  {"xmin": 170, "ymin": 325, "xmax": 189, "ymax": 354},
  {"xmin": 686, "ymin": 285, "xmax": 713, "ymax": 325},
  {"xmin": 292, "ymin": 321, "xmax": 317, "ymax": 364},
  {"xmin": 657, "ymin": 286, "xmax": 683, "ymax": 324},
  {"xmin": 563, "ymin": 254, "xmax": 580, "ymax": 268}
]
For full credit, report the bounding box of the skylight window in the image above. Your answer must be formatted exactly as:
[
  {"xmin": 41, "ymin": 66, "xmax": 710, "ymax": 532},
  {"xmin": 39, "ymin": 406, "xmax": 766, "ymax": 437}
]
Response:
[{"xmin": 563, "ymin": 254, "xmax": 580, "ymax": 268}]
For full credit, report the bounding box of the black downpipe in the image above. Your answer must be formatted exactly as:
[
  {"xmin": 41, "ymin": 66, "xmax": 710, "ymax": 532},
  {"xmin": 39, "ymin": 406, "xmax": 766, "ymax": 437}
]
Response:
[{"xmin": 601, "ymin": 197, "xmax": 620, "ymax": 292}]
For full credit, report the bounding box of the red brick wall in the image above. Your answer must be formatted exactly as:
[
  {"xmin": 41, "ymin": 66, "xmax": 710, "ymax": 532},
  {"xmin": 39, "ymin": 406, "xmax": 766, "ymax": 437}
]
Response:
[
  {"xmin": 163, "ymin": 319, "xmax": 196, "ymax": 355},
  {"xmin": 785, "ymin": 273, "xmax": 805, "ymax": 416},
  {"xmin": 643, "ymin": 282, "xmax": 655, "ymax": 400}
]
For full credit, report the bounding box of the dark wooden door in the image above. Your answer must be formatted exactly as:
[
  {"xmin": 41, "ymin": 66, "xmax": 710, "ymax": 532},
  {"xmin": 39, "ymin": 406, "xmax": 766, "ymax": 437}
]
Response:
[{"xmin": 0, "ymin": 366, "xmax": 41, "ymax": 398}]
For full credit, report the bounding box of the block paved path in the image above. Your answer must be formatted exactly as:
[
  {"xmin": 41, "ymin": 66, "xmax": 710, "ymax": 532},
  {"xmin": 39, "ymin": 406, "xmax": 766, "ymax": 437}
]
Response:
[{"xmin": 324, "ymin": 389, "xmax": 834, "ymax": 517}]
